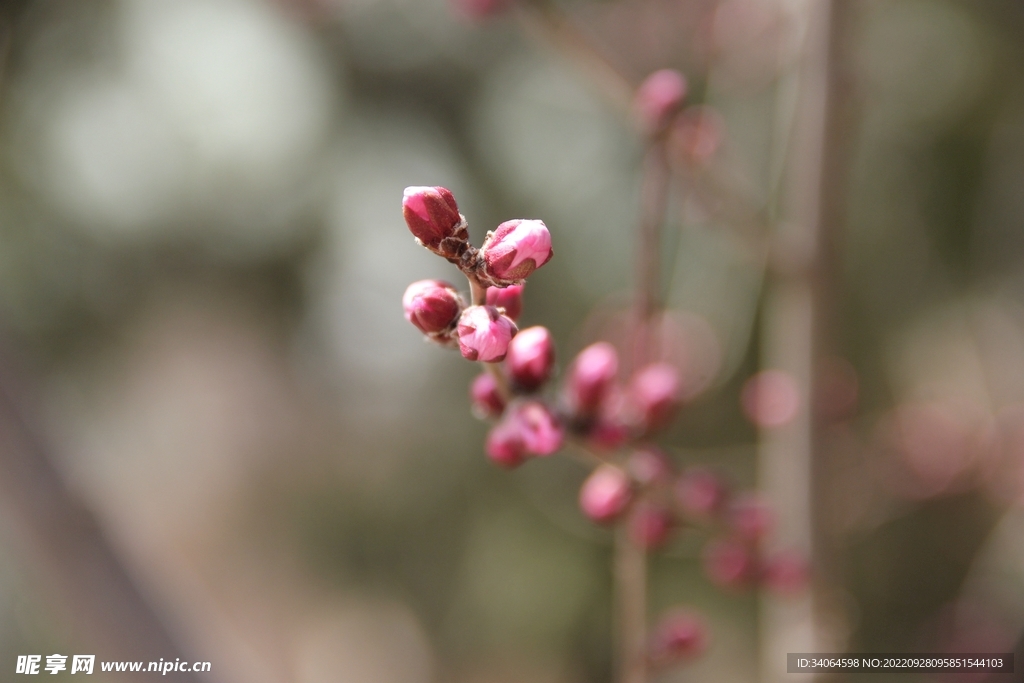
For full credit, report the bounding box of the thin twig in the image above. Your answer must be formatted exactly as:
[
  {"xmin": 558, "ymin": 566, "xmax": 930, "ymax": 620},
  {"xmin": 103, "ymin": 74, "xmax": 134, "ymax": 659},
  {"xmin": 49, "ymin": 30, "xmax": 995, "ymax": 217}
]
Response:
[{"xmin": 513, "ymin": 1, "xmax": 635, "ymax": 112}]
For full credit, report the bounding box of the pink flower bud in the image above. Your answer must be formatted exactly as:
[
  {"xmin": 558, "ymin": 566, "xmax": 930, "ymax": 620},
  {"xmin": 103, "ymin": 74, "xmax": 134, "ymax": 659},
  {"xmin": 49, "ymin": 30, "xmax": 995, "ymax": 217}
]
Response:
[
  {"xmin": 403, "ymin": 186, "xmax": 465, "ymax": 252},
  {"xmin": 485, "ymin": 419, "xmax": 526, "ymax": 469},
  {"xmin": 762, "ymin": 550, "xmax": 809, "ymax": 596},
  {"xmin": 479, "ymin": 219, "xmax": 553, "ymax": 285},
  {"xmin": 675, "ymin": 468, "xmax": 728, "ymax": 519},
  {"xmin": 579, "ymin": 465, "xmax": 633, "ymax": 524},
  {"xmin": 564, "ymin": 342, "xmax": 619, "ymax": 415},
  {"xmin": 629, "ymin": 502, "xmax": 675, "ymax": 550},
  {"xmin": 628, "ymin": 446, "xmax": 674, "ymax": 487},
  {"xmin": 588, "ymin": 423, "xmax": 630, "ymax": 451},
  {"xmin": 485, "ymin": 284, "xmax": 524, "ymax": 321},
  {"xmin": 649, "ymin": 609, "xmax": 709, "ymax": 664},
  {"xmin": 629, "ymin": 362, "xmax": 682, "ymax": 430},
  {"xmin": 508, "ymin": 401, "xmax": 563, "ymax": 455},
  {"xmin": 457, "ymin": 305, "xmax": 518, "ymax": 362},
  {"xmin": 586, "ymin": 386, "xmax": 631, "ymax": 450},
  {"xmin": 702, "ymin": 538, "xmax": 755, "ymax": 589},
  {"xmin": 729, "ymin": 494, "xmax": 774, "ymax": 542},
  {"xmin": 506, "ymin": 326, "xmax": 555, "ymax": 391},
  {"xmin": 470, "ymin": 372, "xmax": 506, "ymax": 419},
  {"xmin": 402, "ymin": 279, "xmax": 463, "ymax": 336},
  {"xmin": 634, "ymin": 69, "xmax": 688, "ymax": 133}
]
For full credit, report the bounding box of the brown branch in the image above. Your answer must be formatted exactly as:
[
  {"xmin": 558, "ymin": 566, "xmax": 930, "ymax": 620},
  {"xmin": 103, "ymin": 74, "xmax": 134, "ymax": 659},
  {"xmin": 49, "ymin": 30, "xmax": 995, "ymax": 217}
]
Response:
[{"xmin": 757, "ymin": 0, "xmax": 854, "ymax": 680}]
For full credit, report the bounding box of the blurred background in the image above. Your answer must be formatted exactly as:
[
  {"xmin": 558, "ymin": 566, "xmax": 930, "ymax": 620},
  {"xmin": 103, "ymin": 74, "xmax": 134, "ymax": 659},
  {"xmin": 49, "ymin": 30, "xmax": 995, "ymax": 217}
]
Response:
[{"xmin": 0, "ymin": 0, "xmax": 1023, "ymax": 681}]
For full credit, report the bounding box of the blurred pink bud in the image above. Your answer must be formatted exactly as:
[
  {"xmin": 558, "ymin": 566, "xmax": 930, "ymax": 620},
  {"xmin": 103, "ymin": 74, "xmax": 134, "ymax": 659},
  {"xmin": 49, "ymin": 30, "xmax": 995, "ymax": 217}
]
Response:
[
  {"xmin": 470, "ymin": 372, "xmax": 506, "ymax": 419},
  {"xmin": 676, "ymin": 468, "xmax": 728, "ymax": 519},
  {"xmin": 629, "ymin": 362, "xmax": 682, "ymax": 430},
  {"xmin": 402, "ymin": 279, "xmax": 463, "ymax": 335},
  {"xmin": 480, "ymin": 219, "xmax": 553, "ymax": 285},
  {"xmin": 506, "ymin": 326, "xmax": 555, "ymax": 391},
  {"xmin": 702, "ymin": 538, "xmax": 755, "ymax": 589},
  {"xmin": 565, "ymin": 342, "xmax": 619, "ymax": 415},
  {"xmin": 579, "ymin": 465, "xmax": 633, "ymax": 524},
  {"xmin": 628, "ymin": 446, "xmax": 674, "ymax": 487},
  {"xmin": 670, "ymin": 106, "xmax": 724, "ymax": 165},
  {"xmin": 509, "ymin": 401, "xmax": 563, "ymax": 455},
  {"xmin": 762, "ymin": 550, "xmax": 809, "ymax": 596},
  {"xmin": 729, "ymin": 494, "xmax": 774, "ymax": 542},
  {"xmin": 741, "ymin": 369, "xmax": 800, "ymax": 428},
  {"xmin": 649, "ymin": 609, "xmax": 709, "ymax": 664},
  {"xmin": 586, "ymin": 386, "xmax": 631, "ymax": 450},
  {"xmin": 629, "ymin": 502, "xmax": 675, "ymax": 550},
  {"xmin": 403, "ymin": 186, "xmax": 464, "ymax": 251},
  {"xmin": 634, "ymin": 69, "xmax": 688, "ymax": 133},
  {"xmin": 485, "ymin": 419, "xmax": 526, "ymax": 469},
  {"xmin": 451, "ymin": 0, "xmax": 513, "ymax": 19},
  {"xmin": 485, "ymin": 284, "xmax": 524, "ymax": 321},
  {"xmin": 457, "ymin": 305, "xmax": 518, "ymax": 362}
]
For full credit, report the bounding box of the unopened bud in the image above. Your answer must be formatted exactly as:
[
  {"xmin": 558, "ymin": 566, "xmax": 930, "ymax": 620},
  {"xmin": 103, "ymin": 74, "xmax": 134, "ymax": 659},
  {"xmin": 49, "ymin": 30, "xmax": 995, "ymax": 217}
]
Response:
[
  {"xmin": 649, "ymin": 609, "xmax": 709, "ymax": 664},
  {"xmin": 508, "ymin": 400, "xmax": 563, "ymax": 455},
  {"xmin": 729, "ymin": 494, "xmax": 774, "ymax": 542},
  {"xmin": 634, "ymin": 69, "xmax": 688, "ymax": 134},
  {"xmin": 506, "ymin": 326, "xmax": 555, "ymax": 391},
  {"xmin": 675, "ymin": 468, "xmax": 728, "ymax": 519},
  {"xmin": 403, "ymin": 186, "xmax": 466, "ymax": 254},
  {"xmin": 628, "ymin": 446, "xmax": 674, "ymax": 487},
  {"xmin": 579, "ymin": 464, "xmax": 633, "ymax": 524},
  {"xmin": 457, "ymin": 305, "xmax": 518, "ymax": 362},
  {"xmin": 485, "ymin": 419, "xmax": 526, "ymax": 469},
  {"xmin": 629, "ymin": 502, "xmax": 675, "ymax": 550},
  {"xmin": 470, "ymin": 372, "xmax": 506, "ymax": 418},
  {"xmin": 479, "ymin": 219, "xmax": 553, "ymax": 286},
  {"xmin": 702, "ymin": 538, "xmax": 755, "ymax": 589},
  {"xmin": 485, "ymin": 284, "xmax": 524, "ymax": 321},
  {"xmin": 564, "ymin": 342, "xmax": 619, "ymax": 415},
  {"xmin": 587, "ymin": 386, "xmax": 631, "ymax": 450},
  {"xmin": 402, "ymin": 279, "xmax": 463, "ymax": 337},
  {"xmin": 629, "ymin": 362, "xmax": 682, "ymax": 430}
]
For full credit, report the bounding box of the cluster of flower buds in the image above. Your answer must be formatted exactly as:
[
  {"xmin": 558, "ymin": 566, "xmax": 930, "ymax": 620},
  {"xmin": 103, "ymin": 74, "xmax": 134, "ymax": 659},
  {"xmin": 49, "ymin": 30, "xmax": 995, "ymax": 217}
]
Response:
[
  {"xmin": 485, "ymin": 400, "xmax": 564, "ymax": 468},
  {"xmin": 698, "ymin": 491, "xmax": 809, "ymax": 596},
  {"xmin": 576, "ymin": 447, "xmax": 676, "ymax": 551},
  {"xmin": 574, "ymin": 452, "xmax": 807, "ymax": 593},
  {"xmin": 400, "ymin": 180, "xmax": 800, "ymax": 678},
  {"xmin": 561, "ymin": 341, "xmax": 683, "ymax": 449},
  {"xmin": 402, "ymin": 186, "xmax": 562, "ymax": 466},
  {"xmin": 401, "ymin": 186, "xmax": 553, "ymax": 365}
]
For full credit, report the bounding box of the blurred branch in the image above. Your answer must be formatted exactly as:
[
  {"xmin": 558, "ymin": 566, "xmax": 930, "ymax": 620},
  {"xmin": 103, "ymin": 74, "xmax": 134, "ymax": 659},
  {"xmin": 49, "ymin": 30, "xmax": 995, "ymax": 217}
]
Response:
[
  {"xmin": 614, "ymin": 524, "xmax": 647, "ymax": 683},
  {"xmin": 0, "ymin": 345, "xmax": 209, "ymax": 681},
  {"xmin": 757, "ymin": 0, "xmax": 855, "ymax": 680}
]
